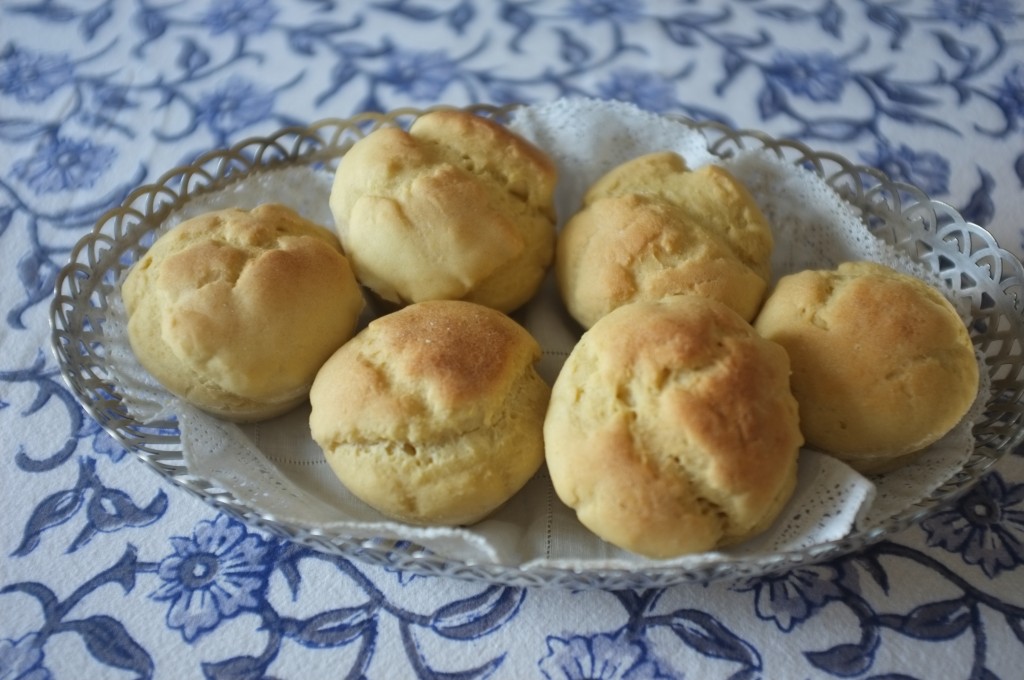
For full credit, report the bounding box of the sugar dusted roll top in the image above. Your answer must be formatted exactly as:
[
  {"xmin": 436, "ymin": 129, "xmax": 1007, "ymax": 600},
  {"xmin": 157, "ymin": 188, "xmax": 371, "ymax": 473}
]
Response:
[
  {"xmin": 329, "ymin": 109, "xmax": 558, "ymax": 313},
  {"xmin": 121, "ymin": 203, "xmax": 365, "ymax": 422},
  {"xmin": 544, "ymin": 295, "xmax": 803, "ymax": 558},
  {"xmin": 309, "ymin": 300, "xmax": 550, "ymax": 526}
]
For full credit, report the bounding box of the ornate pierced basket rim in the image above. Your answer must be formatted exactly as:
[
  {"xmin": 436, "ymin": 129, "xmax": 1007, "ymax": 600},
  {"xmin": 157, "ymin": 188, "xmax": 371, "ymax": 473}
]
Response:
[{"xmin": 49, "ymin": 104, "xmax": 1024, "ymax": 589}]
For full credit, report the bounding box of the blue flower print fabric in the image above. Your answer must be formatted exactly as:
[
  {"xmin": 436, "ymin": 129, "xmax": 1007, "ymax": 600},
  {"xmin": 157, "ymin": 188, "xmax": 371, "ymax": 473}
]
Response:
[{"xmin": 2, "ymin": 1, "xmax": 1024, "ymax": 678}]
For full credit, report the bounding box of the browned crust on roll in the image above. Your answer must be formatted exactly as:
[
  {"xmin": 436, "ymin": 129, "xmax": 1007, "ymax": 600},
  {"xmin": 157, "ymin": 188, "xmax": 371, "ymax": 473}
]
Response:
[
  {"xmin": 309, "ymin": 300, "xmax": 549, "ymax": 526},
  {"xmin": 754, "ymin": 261, "xmax": 980, "ymax": 470},
  {"xmin": 557, "ymin": 193, "xmax": 769, "ymax": 328},
  {"xmin": 122, "ymin": 203, "xmax": 365, "ymax": 422},
  {"xmin": 556, "ymin": 151, "xmax": 773, "ymax": 329},
  {"xmin": 329, "ymin": 110, "xmax": 557, "ymax": 312},
  {"xmin": 582, "ymin": 152, "xmax": 773, "ymax": 279},
  {"xmin": 544, "ymin": 295, "xmax": 802, "ymax": 558}
]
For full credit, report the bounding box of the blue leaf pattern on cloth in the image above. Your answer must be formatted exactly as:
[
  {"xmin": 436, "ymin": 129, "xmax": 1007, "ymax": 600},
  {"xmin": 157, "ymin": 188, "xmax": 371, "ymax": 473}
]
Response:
[
  {"xmin": 431, "ymin": 586, "xmax": 525, "ymax": 640},
  {"xmin": 3, "ymin": 1, "xmax": 1024, "ymax": 677},
  {"xmin": 933, "ymin": 0, "xmax": 1016, "ymax": 29},
  {"xmin": 60, "ymin": 616, "xmax": 153, "ymax": 677},
  {"xmin": 200, "ymin": 0, "xmax": 277, "ymax": 36},
  {"xmin": 12, "ymin": 456, "xmax": 165, "ymax": 555},
  {"xmin": 0, "ymin": 634, "xmax": 52, "ymax": 680},
  {"xmin": 996, "ymin": 61, "xmax": 1024, "ymax": 127}
]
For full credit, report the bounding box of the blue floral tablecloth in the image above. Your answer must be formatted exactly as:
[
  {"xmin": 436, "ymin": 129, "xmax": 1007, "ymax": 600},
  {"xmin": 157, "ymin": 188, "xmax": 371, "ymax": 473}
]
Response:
[{"xmin": 3, "ymin": 1, "xmax": 1024, "ymax": 678}]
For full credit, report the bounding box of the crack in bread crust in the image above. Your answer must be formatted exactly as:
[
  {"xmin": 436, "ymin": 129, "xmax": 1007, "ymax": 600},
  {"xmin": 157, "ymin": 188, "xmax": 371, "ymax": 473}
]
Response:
[
  {"xmin": 754, "ymin": 261, "xmax": 979, "ymax": 465},
  {"xmin": 122, "ymin": 204, "xmax": 365, "ymax": 422},
  {"xmin": 556, "ymin": 153, "xmax": 773, "ymax": 329},
  {"xmin": 329, "ymin": 110, "xmax": 557, "ymax": 313},
  {"xmin": 544, "ymin": 296, "xmax": 802, "ymax": 558},
  {"xmin": 310, "ymin": 300, "xmax": 550, "ymax": 526}
]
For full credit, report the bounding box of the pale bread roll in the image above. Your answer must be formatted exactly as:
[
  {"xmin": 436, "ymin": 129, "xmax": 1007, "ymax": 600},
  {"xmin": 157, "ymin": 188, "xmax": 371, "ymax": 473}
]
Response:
[
  {"xmin": 122, "ymin": 204, "xmax": 364, "ymax": 422},
  {"xmin": 309, "ymin": 300, "xmax": 550, "ymax": 526},
  {"xmin": 544, "ymin": 295, "xmax": 802, "ymax": 558},
  {"xmin": 556, "ymin": 151, "xmax": 773, "ymax": 329},
  {"xmin": 754, "ymin": 261, "xmax": 979, "ymax": 473},
  {"xmin": 329, "ymin": 110, "xmax": 557, "ymax": 313}
]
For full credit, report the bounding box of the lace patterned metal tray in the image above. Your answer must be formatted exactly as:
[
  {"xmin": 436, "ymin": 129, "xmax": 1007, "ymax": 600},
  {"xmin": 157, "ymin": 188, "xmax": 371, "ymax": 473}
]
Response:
[{"xmin": 50, "ymin": 105, "xmax": 1024, "ymax": 589}]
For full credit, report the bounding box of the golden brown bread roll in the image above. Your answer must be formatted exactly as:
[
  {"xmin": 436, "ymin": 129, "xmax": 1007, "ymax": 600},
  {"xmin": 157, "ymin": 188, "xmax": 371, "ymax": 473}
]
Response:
[
  {"xmin": 329, "ymin": 110, "xmax": 558, "ymax": 313},
  {"xmin": 556, "ymin": 151, "xmax": 774, "ymax": 329},
  {"xmin": 122, "ymin": 203, "xmax": 365, "ymax": 422},
  {"xmin": 754, "ymin": 261, "xmax": 979, "ymax": 473},
  {"xmin": 309, "ymin": 300, "xmax": 550, "ymax": 526},
  {"xmin": 544, "ymin": 295, "xmax": 802, "ymax": 558}
]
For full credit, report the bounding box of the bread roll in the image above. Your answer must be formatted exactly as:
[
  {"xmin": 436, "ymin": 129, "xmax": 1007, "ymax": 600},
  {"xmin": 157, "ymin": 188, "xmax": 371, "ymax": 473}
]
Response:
[
  {"xmin": 329, "ymin": 110, "xmax": 558, "ymax": 313},
  {"xmin": 309, "ymin": 300, "xmax": 550, "ymax": 526},
  {"xmin": 556, "ymin": 151, "xmax": 773, "ymax": 329},
  {"xmin": 122, "ymin": 204, "xmax": 364, "ymax": 422},
  {"xmin": 754, "ymin": 261, "xmax": 979, "ymax": 473},
  {"xmin": 544, "ymin": 295, "xmax": 802, "ymax": 558}
]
